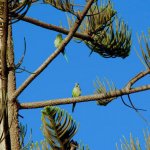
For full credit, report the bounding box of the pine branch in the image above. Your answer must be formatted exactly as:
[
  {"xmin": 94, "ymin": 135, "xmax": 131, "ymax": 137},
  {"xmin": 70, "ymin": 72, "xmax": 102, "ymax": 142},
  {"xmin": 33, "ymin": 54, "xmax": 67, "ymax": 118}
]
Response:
[
  {"xmin": 138, "ymin": 31, "xmax": 150, "ymax": 68},
  {"xmin": 18, "ymin": 8, "xmax": 131, "ymax": 59},
  {"xmin": 43, "ymin": 0, "xmax": 76, "ymax": 16},
  {"xmin": 19, "ymin": 84, "xmax": 150, "ymax": 109},
  {"xmin": 41, "ymin": 106, "xmax": 78, "ymax": 150},
  {"xmin": 94, "ymin": 77, "xmax": 116, "ymax": 106},
  {"xmin": 19, "ymin": 69, "xmax": 150, "ymax": 109},
  {"xmin": 125, "ymin": 69, "xmax": 150, "ymax": 90},
  {"xmin": 10, "ymin": 0, "xmax": 96, "ymax": 102},
  {"xmin": 15, "ymin": 14, "xmax": 92, "ymax": 41}
]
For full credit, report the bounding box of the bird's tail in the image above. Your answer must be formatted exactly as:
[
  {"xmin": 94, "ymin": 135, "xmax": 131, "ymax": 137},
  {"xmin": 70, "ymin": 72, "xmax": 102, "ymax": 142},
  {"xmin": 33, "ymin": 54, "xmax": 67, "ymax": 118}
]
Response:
[
  {"xmin": 72, "ymin": 102, "xmax": 76, "ymax": 112},
  {"xmin": 63, "ymin": 52, "xmax": 69, "ymax": 63}
]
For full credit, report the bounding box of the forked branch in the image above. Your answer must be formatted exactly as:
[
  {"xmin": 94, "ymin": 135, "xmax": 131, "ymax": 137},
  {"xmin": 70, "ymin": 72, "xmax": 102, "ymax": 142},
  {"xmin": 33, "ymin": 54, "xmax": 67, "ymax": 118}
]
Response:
[
  {"xmin": 10, "ymin": 0, "xmax": 96, "ymax": 102},
  {"xmin": 125, "ymin": 69, "xmax": 150, "ymax": 90}
]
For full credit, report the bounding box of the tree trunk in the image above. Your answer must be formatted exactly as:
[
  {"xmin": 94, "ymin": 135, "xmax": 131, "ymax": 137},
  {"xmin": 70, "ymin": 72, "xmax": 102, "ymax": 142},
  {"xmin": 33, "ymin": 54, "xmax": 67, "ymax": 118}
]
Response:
[
  {"xmin": 7, "ymin": 25, "xmax": 20, "ymax": 150},
  {"xmin": 0, "ymin": 1, "xmax": 10, "ymax": 149},
  {"xmin": 0, "ymin": 1, "xmax": 20, "ymax": 148}
]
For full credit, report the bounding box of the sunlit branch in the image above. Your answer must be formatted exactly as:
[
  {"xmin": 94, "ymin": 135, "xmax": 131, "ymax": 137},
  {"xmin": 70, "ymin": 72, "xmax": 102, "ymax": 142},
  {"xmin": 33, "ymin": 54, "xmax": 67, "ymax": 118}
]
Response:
[
  {"xmin": 19, "ymin": 84, "xmax": 150, "ymax": 109},
  {"xmin": 17, "ymin": 14, "xmax": 92, "ymax": 41},
  {"xmin": 10, "ymin": 0, "xmax": 95, "ymax": 102},
  {"xmin": 125, "ymin": 69, "xmax": 150, "ymax": 90}
]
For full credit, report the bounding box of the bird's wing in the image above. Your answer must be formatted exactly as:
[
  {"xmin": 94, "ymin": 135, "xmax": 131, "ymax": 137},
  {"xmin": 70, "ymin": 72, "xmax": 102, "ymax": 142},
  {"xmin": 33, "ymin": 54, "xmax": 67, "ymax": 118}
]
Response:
[
  {"xmin": 72, "ymin": 87, "xmax": 81, "ymax": 97},
  {"xmin": 54, "ymin": 34, "xmax": 63, "ymax": 48},
  {"xmin": 72, "ymin": 87, "xmax": 76, "ymax": 97}
]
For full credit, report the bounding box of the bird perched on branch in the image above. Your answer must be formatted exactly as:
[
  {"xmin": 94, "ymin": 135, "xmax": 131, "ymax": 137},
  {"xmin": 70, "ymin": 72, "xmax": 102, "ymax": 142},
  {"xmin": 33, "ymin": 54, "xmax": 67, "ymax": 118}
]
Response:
[
  {"xmin": 72, "ymin": 83, "xmax": 81, "ymax": 112},
  {"xmin": 54, "ymin": 33, "xmax": 68, "ymax": 62}
]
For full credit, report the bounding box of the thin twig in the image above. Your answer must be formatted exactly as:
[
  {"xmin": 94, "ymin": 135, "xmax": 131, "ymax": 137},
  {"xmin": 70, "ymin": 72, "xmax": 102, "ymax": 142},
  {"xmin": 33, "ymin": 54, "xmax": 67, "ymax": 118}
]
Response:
[
  {"xmin": 19, "ymin": 84, "xmax": 150, "ymax": 109},
  {"xmin": 127, "ymin": 94, "xmax": 146, "ymax": 111},
  {"xmin": 11, "ymin": 0, "xmax": 95, "ymax": 102},
  {"xmin": 121, "ymin": 95, "xmax": 146, "ymax": 111},
  {"xmin": 127, "ymin": 94, "xmax": 150, "ymax": 126},
  {"xmin": 121, "ymin": 96, "xmax": 134, "ymax": 109}
]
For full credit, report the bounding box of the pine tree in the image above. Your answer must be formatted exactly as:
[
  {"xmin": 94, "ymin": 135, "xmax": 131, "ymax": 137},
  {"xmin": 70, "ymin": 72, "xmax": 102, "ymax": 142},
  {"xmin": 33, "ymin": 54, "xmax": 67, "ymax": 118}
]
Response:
[{"xmin": 0, "ymin": 0, "xmax": 149, "ymax": 149}]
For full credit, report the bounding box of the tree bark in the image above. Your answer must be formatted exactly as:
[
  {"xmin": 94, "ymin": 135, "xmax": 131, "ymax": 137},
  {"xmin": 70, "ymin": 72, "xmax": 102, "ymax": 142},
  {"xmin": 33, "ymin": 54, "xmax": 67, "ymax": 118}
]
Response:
[
  {"xmin": 0, "ymin": 1, "xmax": 20, "ymax": 148},
  {"xmin": 0, "ymin": 1, "xmax": 10, "ymax": 149},
  {"xmin": 7, "ymin": 25, "xmax": 20, "ymax": 150}
]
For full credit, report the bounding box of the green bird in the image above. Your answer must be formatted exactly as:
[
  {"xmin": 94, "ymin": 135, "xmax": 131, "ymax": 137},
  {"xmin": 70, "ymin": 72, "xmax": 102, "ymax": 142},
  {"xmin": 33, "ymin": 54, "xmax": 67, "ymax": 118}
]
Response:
[
  {"xmin": 72, "ymin": 83, "xmax": 81, "ymax": 112},
  {"xmin": 54, "ymin": 33, "xmax": 68, "ymax": 62}
]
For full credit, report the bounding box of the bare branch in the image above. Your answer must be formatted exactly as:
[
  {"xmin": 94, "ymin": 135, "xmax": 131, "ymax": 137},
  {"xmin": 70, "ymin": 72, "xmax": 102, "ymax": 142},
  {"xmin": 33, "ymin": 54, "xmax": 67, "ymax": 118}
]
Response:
[
  {"xmin": 16, "ymin": 14, "xmax": 92, "ymax": 41},
  {"xmin": 125, "ymin": 69, "xmax": 150, "ymax": 90},
  {"xmin": 19, "ymin": 84, "xmax": 150, "ymax": 109},
  {"xmin": 19, "ymin": 69, "xmax": 150, "ymax": 109},
  {"xmin": 10, "ymin": 0, "xmax": 95, "ymax": 102}
]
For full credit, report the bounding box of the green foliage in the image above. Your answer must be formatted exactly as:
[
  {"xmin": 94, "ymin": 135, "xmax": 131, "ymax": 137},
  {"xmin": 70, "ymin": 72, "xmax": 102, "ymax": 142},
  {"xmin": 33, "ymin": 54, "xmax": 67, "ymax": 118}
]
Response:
[
  {"xmin": 67, "ymin": 1, "xmax": 132, "ymax": 58},
  {"xmin": 43, "ymin": 0, "xmax": 75, "ymax": 14},
  {"xmin": 116, "ymin": 134, "xmax": 141, "ymax": 150},
  {"xmin": 94, "ymin": 77, "xmax": 116, "ymax": 106},
  {"xmin": 29, "ymin": 107, "xmax": 90, "ymax": 150},
  {"xmin": 42, "ymin": 0, "xmax": 132, "ymax": 58},
  {"xmin": 19, "ymin": 123, "xmax": 33, "ymax": 150},
  {"xmin": 19, "ymin": 123, "xmax": 27, "ymax": 148},
  {"xmin": 41, "ymin": 106, "xmax": 78, "ymax": 150},
  {"xmin": 30, "ymin": 140, "xmax": 90, "ymax": 150},
  {"xmin": 30, "ymin": 140, "xmax": 49, "ymax": 150},
  {"xmin": 116, "ymin": 130, "xmax": 150, "ymax": 150},
  {"xmin": 79, "ymin": 142, "xmax": 90, "ymax": 150},
  {"xmin": 138, "ymin": 30, "xmax": 150, "ymax": 69},
  {"xmin": 144, "ymin": 130, "xmax": 150, "ymax": 149},
  {"xmin": 80, "ymin": 1, "xmax": 117, "ymax": 35}
]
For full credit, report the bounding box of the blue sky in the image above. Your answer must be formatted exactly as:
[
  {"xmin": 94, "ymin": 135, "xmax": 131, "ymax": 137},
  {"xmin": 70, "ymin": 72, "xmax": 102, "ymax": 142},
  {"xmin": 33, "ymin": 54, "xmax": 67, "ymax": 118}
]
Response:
[{"xmin": 13, "ymin": 0, "xmax": 150, "ymax": 149}]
